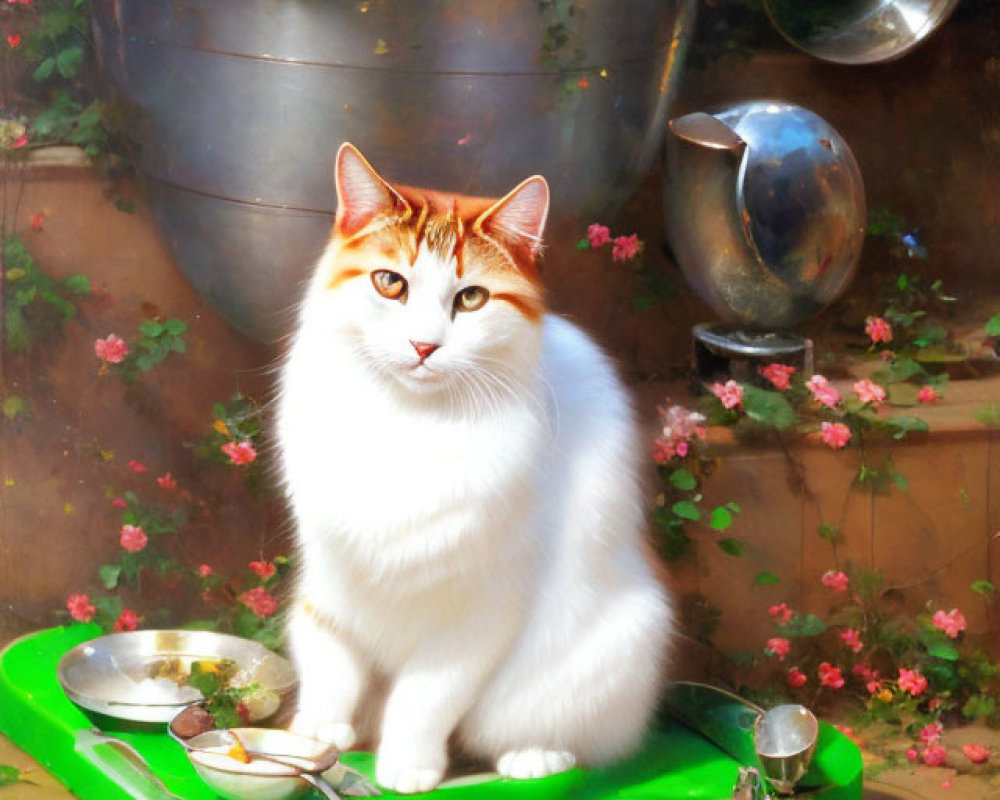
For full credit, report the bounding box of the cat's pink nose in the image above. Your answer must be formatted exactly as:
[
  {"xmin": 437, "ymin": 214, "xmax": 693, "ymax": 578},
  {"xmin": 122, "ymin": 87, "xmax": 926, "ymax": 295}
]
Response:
[{"xmin": 410, "ymin": 340, "xmax": 440, "ymax": 361}]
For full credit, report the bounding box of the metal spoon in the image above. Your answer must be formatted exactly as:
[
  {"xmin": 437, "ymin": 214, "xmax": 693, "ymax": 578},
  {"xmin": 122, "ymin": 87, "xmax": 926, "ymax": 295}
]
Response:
[{"xmin": 171, "ymin": 726, "xmax": 339, "ymax": 774}]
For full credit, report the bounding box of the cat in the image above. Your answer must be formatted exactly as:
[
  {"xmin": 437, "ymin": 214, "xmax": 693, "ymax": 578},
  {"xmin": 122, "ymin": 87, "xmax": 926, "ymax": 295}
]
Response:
[{"xmin": 276, "ymin": 143, "xmax": 673, "ymax": 795}]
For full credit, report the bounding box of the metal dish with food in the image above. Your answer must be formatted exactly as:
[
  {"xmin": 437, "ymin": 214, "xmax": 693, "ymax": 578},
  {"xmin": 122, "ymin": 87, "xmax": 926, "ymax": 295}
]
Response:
[{"xmin": 57, "ymin": 629, "xmax": 296, "ymax": 723}]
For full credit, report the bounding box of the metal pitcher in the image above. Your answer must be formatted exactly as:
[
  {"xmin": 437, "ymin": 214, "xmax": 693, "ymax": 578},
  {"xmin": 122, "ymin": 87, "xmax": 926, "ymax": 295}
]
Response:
[{"xmin": 663, "ymin": 101, "xmax": 866, "ymax": 333}]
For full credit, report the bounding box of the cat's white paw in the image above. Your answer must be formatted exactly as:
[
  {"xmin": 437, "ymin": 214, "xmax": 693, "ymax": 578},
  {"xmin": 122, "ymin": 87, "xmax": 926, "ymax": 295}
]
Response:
[
  {"xmin": 497, "ymin": 748, "xmax": 576, "ymax": 780},
  {"xmin": 376, "ymin": 765, "xmax": 444, "ymax": 795},
  {"xmin": 376, "ymin": 743, "xmax": 446, "ymax": 794},
  {"xmin": 289, "ymin": 714, "xmax": 356, "ymax": 751}
]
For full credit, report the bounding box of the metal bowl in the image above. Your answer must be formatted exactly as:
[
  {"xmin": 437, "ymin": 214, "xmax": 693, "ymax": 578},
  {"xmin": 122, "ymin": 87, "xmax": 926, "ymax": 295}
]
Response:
[
  {"xmin": 185, "ymin": 728, "xmax": 325, "ymax": 800},
  {"xmin": 57, "ymin": 630, "xmax": 296, "ymax": 723},
  {"xmin": 763, "ymin": 0, "xmax": 959, "ymax": 65}
]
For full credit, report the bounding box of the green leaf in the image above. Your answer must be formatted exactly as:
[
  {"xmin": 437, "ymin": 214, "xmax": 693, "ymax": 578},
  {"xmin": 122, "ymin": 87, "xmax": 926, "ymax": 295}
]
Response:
[
  {"xmin": 98, "ymin": 564, "xmax": 122, "ymax": 590},
  {"xmin": 2, "ymin": 395, "xmax": 26, "ymax": 420},
  {"xmin": 669, "ymin": 468, "xmax": 697, "ymax": 492},
  {"xmin": 925, "ymin": 639, "xmax": 959, "ymax": 661},
  {"xmin": 671, "ymin": 500, "xmax": 700, "ymax": 521},
  {"xmin": 33, "ymin": 57, "xmax": 56, "ymax": 82},
  {"xmin": 742, "ymin": 384, "xmax": 796, "ymax": 430},
  {"xmin": 974, "ymin": 404, "xmax": 1000, "ymax": 428},
  {"xmin": 892, "ymin": 472, "xmax": 909, "ymax": 492},
  {"xmin": 962, "ymin": 694, "xmax": 997, "ymax": 720},
  {"xmin": 575, "ymin": 239, "xmax": 590, "ymax": 250},
  {"xmin": 139, "ymin": 320, "xmax": 164, "ymax": 337},
  {"xmin": 0, "ymin": 765, "xmax": 20, "ymax": 786},
  {"xmin": 886, "ymin": 415, "xmax": 929, "ymax": 440},
  {"xmin": 753, "ymin": 571, "xmax": 780, "ymax": 586},
  {"xmin": 63, "ymin": 274, "xmax": 90, "ymax": 295},
  {"xmin": 784, "ymin": 613, "xmax": 827, "ymax": 638},
  {"xmin": 164, "ymin": 318, "xmax": 188, "ymax": 335},
  {"xmin": 985, "ymin": 313, "xmax": 1000, "ymax": 337},
  {"xmin": 708, "ymin": 506, "xmax": 733, "ymax": 531},
  {"xmin": 818, "ymin": 523, "xmax": 840, "ymax": 541},
  {"xmin": 971, "ymin": 580, "xmax": 996, "ymax": 598},
  {"xmin": 725, "ymin": 502, "xmax": 741, "ymax": 514},
  {"xmin": 170, "ymin": 337, "xmax": 186, "ymax": 354},
  {"xmin": 716, "ymin": 538, "xmax": 744, "ymax": 556},
  {"xmin": 912, "ymin": 323, "xmax": 948, "ymax": 349},
  {"xmin": 56, "ymin": 45, "xmax": 85, "ymax": 78}
]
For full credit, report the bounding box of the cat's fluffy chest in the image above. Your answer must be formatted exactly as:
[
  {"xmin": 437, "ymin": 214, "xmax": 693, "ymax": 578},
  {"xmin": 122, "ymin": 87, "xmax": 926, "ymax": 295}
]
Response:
[{"xmin": 279, "ymin": 336, "xmax": 547, "ymax": 564}]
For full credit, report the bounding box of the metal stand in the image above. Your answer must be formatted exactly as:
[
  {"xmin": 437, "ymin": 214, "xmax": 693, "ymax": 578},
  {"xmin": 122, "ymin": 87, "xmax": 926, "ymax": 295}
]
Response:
[{"xmin": 693, "ymin": 324, "xmax": 813, "ymax": 384}]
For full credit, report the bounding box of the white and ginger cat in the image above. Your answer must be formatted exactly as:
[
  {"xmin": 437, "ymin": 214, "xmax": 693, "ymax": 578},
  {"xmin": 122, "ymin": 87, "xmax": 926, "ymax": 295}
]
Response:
[{"xmin": 277, "ymin": 143, "xmax": 673, "ymax": 794}]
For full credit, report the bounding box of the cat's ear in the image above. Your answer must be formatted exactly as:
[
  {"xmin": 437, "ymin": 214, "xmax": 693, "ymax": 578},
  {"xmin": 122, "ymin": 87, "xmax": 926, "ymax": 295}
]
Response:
[
  {"xmin": 334, "ymin": 143, "xmax": 411, "ymax": 238},
  {"xmin": 473, "ymin": 176, "xmax": 550, "ymax": 259}
]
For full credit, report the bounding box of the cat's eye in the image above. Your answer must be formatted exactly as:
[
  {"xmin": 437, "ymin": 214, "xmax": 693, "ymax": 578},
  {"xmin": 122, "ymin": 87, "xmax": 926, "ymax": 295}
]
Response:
[
  {"xmin": 454, "ymin": 286, "xmax": 489, "ymax": 313},
  {"xmin": 371, "ymin": 270, "xmax": 407, "ymax": 301}
]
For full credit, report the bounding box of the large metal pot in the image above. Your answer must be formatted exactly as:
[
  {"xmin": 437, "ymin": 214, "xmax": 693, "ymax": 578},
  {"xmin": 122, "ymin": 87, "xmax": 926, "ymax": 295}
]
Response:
[{"xmin": 91, "ymin": 0, "xmax": 696, "ymax": 341}]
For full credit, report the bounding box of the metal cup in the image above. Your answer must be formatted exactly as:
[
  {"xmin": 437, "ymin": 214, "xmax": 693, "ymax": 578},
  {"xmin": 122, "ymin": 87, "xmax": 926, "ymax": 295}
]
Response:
[{"xmin": 754, "ymin": 704, "xmax": 819, "ymax": 795}]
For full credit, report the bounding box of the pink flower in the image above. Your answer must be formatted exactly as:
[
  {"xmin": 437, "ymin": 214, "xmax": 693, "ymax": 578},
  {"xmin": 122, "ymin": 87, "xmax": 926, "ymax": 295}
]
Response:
[
  {"xmin": 197, "ymin": 564, "xmax": 213, "ymax": 577},
  {"xmin": 611, "ymin": 234, "xmax": 640, "ymax": 262},
  {"xmin": 759, "ymin": 363, "xmax": 796, "ymax": 391},
  {"xmin": 249, "ymin": 560, "xmax": 277, "ymax": 580},
  {"xmin": 962, "ymin": 743, "xmax": 990, "ymax": 764},
  {"xmin": 820, "ymin": 421, "xmax": 852, "ymax": 449},
  {"xmin": 111, "ymin": 497, "xmax": 127, "ymax": 509},
  {"xmin": 653, "ymin": 404, "xmax": 706, "ymax": 462},
  {"xmin": 853, "ymin": 379, "xmax": 886, "ymax": 405},
  {"xmin": 806, "ymin": 374, "xmax": 841, "ymax": 407},
  {"xmin": 119, "ymin": 524, "xmax": 147, "ymax": 553},
  {"xmin": 768, "ymin": 603, "xmax": 794, "ymax": 624},
  {"xmin": 787, "ymin": 667, "xmax": 807, "ymax": 688},
  {"xmin": 931, "ymin": 608, "xmax": 967, "ymax": 639},
  {"xmin": 586, "ymin": 223, "xmax": 610, "ymax": 248},
  {"xmin": 765, "ymin": 637, "xmax": 791, "ymax": 661},
  {"xmin": 222, "ymin": 440, "xmax": 257, "ymax": 466},
  {"xmin": 866, "ymin": 316, "xmax": 893, "ymax": 344},
  {"xmin": 239, "ymin": 587, "xmax": 278, "ymax": 619},
  {"xmin": 30, "ymin": 212, "xmax": 44, "ymax": 231},
  {"xmin": 922, "ymin": 745, "xmax": 947, "ymax": 767},
  {"xmin": 114, "ymin": 609, "xmax": 139, "ymax": 632},
  {"xmin": 710, "ymin": 380, "xmax": 744, "ymax": 410},
  {"xmin": 821, "ymin": 570, "xmax": 850, "ymax": 592},
  {"xmin": 156, "ymin": 473, "xmax": 177, "ymax": 490},
  {"xmin": 66, "ymin": 593, "xmax": 95, "ymax": 623},
  {"xmin": 11, "ymin": 133, "xmax": 27, "ymax": 149},
  {"xmin": 919, "ymin": 723, "xmax": 943, "ymax": 745},
  {"xmin": 853, "ymin": 663, "xmax": 877, "ymax": 681},
  {"xmin": 7, "ymin": 34, "xmax": 21, "ymax": 48},
  {"xmin": 818, "ymin": 662, "xmax": 845, "ymax": 689},
  {"xmin": 839, "ymin": 628, "xmax": 864, "ymax": 653},
  {"xmin": 917, "ymin": 385, "xmax": 939, "ymax": 404},
  {"xmin": 906, "ymin": 747, "xmax": 918, "ymax": 762},
  {"xmin": 866, "ymin": 679, "xmax": 882, "ymax": 694},
  {"xmin": 94, "ymin": 334, "xmax": 129, "ymax": 364},
  {"xmin": 126, "ymin": 459, "xmax": 147, "ymax": 473},
  {"xmin": 898, "ymin": 668, "xmax": 928, "ymax": 696}
]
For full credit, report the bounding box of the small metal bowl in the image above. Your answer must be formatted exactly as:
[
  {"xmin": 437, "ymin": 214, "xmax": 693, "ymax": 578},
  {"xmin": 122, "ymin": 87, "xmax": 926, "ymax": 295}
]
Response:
[
  {"xmin": 185, "ymin": 728, "xmax": 336, "ymax": 800},
  {"xmin": 57, "ymin": 629, "xmax": 296, "ymax": 723}
]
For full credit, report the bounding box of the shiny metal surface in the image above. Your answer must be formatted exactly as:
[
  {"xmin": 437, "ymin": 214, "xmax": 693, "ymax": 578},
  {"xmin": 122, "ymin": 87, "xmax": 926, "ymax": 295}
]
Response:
[
  {"xmin": 91, "ymin": 0, "xmax": 696, "ymax": 341},
  {"xmin": 186, "ymin": 728, "xmax": 347, "ymax": 800},
  {"xmin": 763, "ymin": 0, "xmax": 959, "ymax": 65},
  {"xmin": 57, "ymin": 629, "xmax": 296, "ymax": 723},
  {"xmin": 664, "ymin": 101, "xmax": 865, "ymax": 331},
  {"xmin": 754, "ymin": 704, "xmax": 819, "ymax": 795}
]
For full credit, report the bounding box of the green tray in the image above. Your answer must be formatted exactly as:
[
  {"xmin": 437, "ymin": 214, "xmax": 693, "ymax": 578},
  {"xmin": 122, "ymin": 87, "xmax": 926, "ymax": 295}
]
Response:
[{"xmin": 0, "ymin": 626, "xmax": 862, "ymax": 799}]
